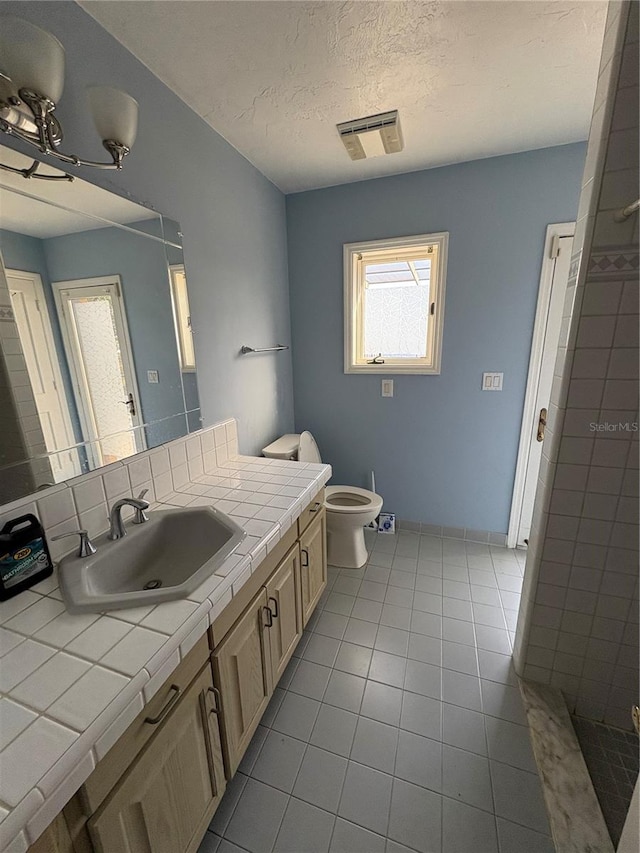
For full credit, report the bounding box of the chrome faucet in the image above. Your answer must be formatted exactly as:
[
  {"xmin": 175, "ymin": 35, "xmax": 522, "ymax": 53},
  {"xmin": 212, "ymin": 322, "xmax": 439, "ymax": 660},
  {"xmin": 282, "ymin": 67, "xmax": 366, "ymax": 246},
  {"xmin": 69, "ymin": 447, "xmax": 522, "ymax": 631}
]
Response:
[{"xmin": 108, "ymin": 489, "xmax": 150, "ymax": 540}]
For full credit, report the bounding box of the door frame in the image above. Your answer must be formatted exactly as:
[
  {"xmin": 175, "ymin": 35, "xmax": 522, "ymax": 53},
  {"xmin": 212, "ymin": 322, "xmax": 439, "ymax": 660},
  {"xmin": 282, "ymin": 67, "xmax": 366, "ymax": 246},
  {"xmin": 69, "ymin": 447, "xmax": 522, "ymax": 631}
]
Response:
[
  {"xmin": 52, "ymin": 274, "xmax": 146, "ymax": 459},
  {"xmin": 6, "ymin": 268, "xmax": 78, "ymax": 456},
  {"xmin": 507, "ymin": 222, "xmax": 575, "ymax": 549}
]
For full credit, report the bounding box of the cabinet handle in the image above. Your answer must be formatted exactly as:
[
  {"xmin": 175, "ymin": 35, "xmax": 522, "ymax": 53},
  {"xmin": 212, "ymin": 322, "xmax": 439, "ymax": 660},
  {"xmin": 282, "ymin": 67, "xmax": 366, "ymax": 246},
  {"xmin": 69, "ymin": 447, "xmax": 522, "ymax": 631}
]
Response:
[
  {"xmin": 207, "ymin": 686, "xmax": 222, "ymax": 716},
  {"xmin": 309, "ymin": 502, "xmax": 321, "ymax": 513},
  {"xmin": 268, "ymin": 596, "xmax": 279, "ymax": 618},
  {"xmin": 263, "ymin": 605, "xmax": 274, "ymax": 628},
  {"xmin": 145, "ymin": 684, "xmax": 180, "ymax": 725},
  {"xmin": 301, "ymin": 548, "xmax": 309, "ymax": 567}
]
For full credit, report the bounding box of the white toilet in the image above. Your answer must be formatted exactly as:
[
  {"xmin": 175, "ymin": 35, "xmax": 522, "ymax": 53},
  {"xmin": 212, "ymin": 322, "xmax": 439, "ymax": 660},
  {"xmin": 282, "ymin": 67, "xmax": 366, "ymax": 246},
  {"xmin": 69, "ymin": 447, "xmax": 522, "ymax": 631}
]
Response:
[{"xmin": 262, "ymin": 431, "xmax": 383, "ymax": 569}]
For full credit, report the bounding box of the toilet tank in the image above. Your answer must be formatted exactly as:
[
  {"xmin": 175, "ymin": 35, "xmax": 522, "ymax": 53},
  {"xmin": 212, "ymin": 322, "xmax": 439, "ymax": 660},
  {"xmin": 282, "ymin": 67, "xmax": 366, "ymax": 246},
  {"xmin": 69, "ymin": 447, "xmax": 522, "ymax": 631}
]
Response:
[{"xmin": 262, "ymin": 434, "xmax": 300, "ymax": 459}]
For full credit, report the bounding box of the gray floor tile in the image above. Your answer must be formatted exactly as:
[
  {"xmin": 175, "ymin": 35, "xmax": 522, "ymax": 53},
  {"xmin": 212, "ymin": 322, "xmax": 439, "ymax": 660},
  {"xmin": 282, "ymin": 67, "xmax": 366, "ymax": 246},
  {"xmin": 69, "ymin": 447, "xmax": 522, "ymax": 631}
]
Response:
[
  {"xmin": 351, "ymin": 716, "xmax": 399, "ymax": 773},
  {"xmin": 442, "ymin": 744, "xmax": 493, "ymax": 811},
  {"xmin": 469, "ymin": 569, "xmax": 498, "ymax": 588},
  {"xmin": 395, "ymin": 729, "xmax": 442, "ymax": 792},
  {"xmin": 481, "ymin": 679, "xmax": 528, "ymax": 725},
  {"xmin": 490, "ymin": 761, "xmax": 551, "ymax": 833},
  {"xmin": 477, "ymin": 649, "xmax": 518, "ymax": 685},
  {"xmin": 443, "ymin": 597, "xmax": 474, "ymax": 621},
  {"xmin": 310, "ymin": 703, "xmax": 358, "ymax": 757},
  {"xmin": 380, "ymin": 604, "xmax": 412, "ymax": 630},
  {"xmin": 249, "ymin": 729, "xmax": 305, "ymax": 794},
  {"xmin": 442, "ymin": 565, "xmax": 470, "ymax": 583},
  {"xmin": 238, "ymin": 725, "xmax": 268, "ymax": 775},
  {"xmin": 384, "ymin": 586, "xmax": 414, "ymax": 609},
  {"xmin": 293, "ymin": 744, "xmax": 348, "ymax": 812},
  {"xmin": 369, "ymin": 650, "xmax": 407, "ymax": 688},
  {"xmin": 274, "ymin": 797, "xmax": 335, "ymax": 853},
  {"xmin": 209, "ymin": 772, "xmax": 248, "ymax": 836},
  {"xmin": 442, "ymin": 703, "xmax": 487, "ymax": 755},
  {"xmin": 485, "ymin": 716, "xmax": 537, "ymax": 772},
  {"xmin": 261, "ymin": 687, "xmax": 286, "ymax": 727},
  {"xmin": 474, "ymin": 624, "xmax": 512, "ymax": 654},
  {"xmin": 388, "ymin": 778, "xmax": 442, "ymax": 853},
  {"xmin": 272, "ymin": 691, "xmax": 320, "ymax": 741},
  {"xmin": 324, "ymin": 669, "xmax": 367, "ymax": 712},
  {"xmin": 289, "ymin": 659, "xmax": 332, "ymax": 700},
  {"xmin": 470, "ymin": 585, "xmax": 502, "ymax": 606},
  {"xmin": 352, "ymin": 598, "xmax": 384, "ymax": 623},
  {"xmin": 400, "ymin": 691, "xmax": 442, "ymax": 740},
  {"xmin": 333, "ymin": 576, "xmax": 363, "ymax": 597},
  {"xmin": 392, "ymin": 555, "xmax": 419, "ymax": 572},
  {"xmin": 442, "ymin": 579, "xmax": 471, "ymax": 600},
  {"xmin": 335, "ymin": 641, "xmax": 373, "ymax": 677},
  {"xmin": 344, "ymin": 617, "xmax": 378, "ymax": 648},
  {"xmin": 325, "ymin": 592, "xmax": 356, "ymax": 617},
  {"xmin": 314, "ymin": 611, "xmax": 350, "ymax": 640},
  {"xmin": 359, "ymin": 580, "xmax": 387, "ymax": 602},
  {"xmin": 386, "ymin": 841, "xmax": 417, "ymax": 853},
  {"xmin": 197, "ymin": 832, "xmax": 221, "ymax": 853},
  {"xmin": 375, "ymin": 625, "xmax": 410, "ymax": 656},
  {"xmin": 368, "ymin": 551, "xmax": 394, "ymax": 569},
  {"xmin": 217, "ymin": 839, "xmax": 247, "ymax": 853},
  {"xmin": 415, "ymin": 575, "xmax": 443, "ymax": 595},
  {"xmin": 361, "ymin": 680, "xmax": 403, "ymax": 725},
  {"xmin": 338, "ymin": 761, "xmax": 393, "ymax": 836},
  {"xmin": 441, "ymin": 617, "xmax": 475, "ymax": 646},
  {"xmin": 416, "ymin": 559, "xmax": 443, "ymax": 578},
  {"xmin": 442, "ymin": 669, "xmax": 482, "ymax": 711},
  {"xmin": 404, "ymin": 659, "xmax": 442, "ymax": 699},
  {"xmin": 442, "ymin": 797, "xmax": 499, "ymax": 853},
  {"xmin": 225, "ymin": 777, "xmax": 289, "ymax": 853},
  {"xmin": 412, "ymin": 591, "xmax": 443, "ymax": 615},
  {"xmin": 408, "ymin": 633, "xmax": 442, "ymax": 665},
  {"xmin": 389, "ymin": 570, "xmax": 416, "ymax": 589},
  {"xmin": 473, "ymin": 602, "xmax": 507, "ymax": 628},
  {"xmin": 303, "ymin": 633, "xmax": 341, "ymax": 667},
  {"xmin": 330, "ymin": 818, "xmax": 386, "ymax": 853},
  {"xmin": 410, "ymin": 610, "xmax": 442, "ymax": 638},
  {"xmin": 365, "ymin": 565, "xmax": 392, "ymax": 584},
  {"xmin": 495, "ymin": 818, "xmax": 555, "ymax": 853},
  {"xmin": 442, "ymin": 640, "xmax": 479, "ymax": 676}
]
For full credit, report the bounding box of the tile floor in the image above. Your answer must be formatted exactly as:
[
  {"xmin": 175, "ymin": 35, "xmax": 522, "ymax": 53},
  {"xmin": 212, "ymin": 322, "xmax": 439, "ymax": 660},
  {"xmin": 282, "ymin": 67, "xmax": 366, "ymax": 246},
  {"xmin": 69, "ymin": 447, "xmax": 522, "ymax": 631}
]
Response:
[
  {"xmin": 572, "ymin": 715, "xmax": 639, "ymax": 847},
  {"xmin": 198, "ymin": 530, "xmax": 555, "ymax": 853}
]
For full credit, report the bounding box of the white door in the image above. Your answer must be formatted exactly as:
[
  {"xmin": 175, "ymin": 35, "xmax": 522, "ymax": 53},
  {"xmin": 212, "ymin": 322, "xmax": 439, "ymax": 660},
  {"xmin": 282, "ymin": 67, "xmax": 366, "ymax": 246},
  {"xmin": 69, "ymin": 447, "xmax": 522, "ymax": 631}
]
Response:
[
  {"xmin": 6, "ymin": 269, "xmax": 80, "ymax": 482},
  {"xmin": 53, "ymin": 275, "xmax": 146, "ymax": 467},
  {"xmin": 509, "ymin": 229, "xmax": 574, "ymax": 548}
]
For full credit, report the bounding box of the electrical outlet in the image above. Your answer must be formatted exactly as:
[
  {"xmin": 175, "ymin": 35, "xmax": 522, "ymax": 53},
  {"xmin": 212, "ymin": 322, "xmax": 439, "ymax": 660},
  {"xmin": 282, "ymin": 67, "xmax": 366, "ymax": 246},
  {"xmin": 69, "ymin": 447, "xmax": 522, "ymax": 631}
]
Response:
[
  {"xmin": 381, "ymin": 379, "xmax": 394, "ymax": 397},
  {"xmin": 482, "ymin": 372, "xmax": 503, "ymax": 391},
  {"xmin": 147, "ymin": 370, "xmax": 159, "ymax": 384}
]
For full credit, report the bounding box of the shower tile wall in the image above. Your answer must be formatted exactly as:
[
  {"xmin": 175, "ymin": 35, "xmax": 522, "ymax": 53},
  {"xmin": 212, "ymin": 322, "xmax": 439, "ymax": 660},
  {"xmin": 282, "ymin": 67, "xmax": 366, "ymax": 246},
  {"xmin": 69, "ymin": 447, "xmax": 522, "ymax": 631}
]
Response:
[{"xmin": 514, "ymin": 0, "xmax": 639, "ymax": 730}]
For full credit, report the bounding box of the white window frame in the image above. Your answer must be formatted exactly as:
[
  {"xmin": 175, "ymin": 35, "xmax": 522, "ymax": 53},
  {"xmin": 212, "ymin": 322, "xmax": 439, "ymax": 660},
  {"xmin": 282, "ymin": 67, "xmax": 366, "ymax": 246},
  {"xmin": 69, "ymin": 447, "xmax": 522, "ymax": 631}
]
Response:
[
  {"xmin": 344, "ymin": 232, "xmax": 448, "ymax": 375},
  {"xmin": 169, "ymin": 264, "xmax": 196, "ymax": 372}
]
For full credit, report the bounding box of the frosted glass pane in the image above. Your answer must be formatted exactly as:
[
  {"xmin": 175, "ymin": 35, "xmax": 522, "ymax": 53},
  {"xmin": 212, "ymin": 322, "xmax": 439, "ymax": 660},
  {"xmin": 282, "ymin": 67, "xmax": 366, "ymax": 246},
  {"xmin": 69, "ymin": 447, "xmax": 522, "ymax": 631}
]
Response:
[
  {"xmin": 363, "ymin": 258, "xmax": 431, "ymax": 359},
  {"xmin": 70, "ymin": 295, "xmax": 137, "ymax": 463}
]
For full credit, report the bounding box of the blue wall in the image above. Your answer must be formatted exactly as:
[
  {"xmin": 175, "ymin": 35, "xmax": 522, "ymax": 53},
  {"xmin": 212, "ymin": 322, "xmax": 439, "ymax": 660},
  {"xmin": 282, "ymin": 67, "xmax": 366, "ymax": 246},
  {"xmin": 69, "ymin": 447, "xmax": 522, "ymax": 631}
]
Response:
[
  {"xmin": 287, "ymin": 145, "xmax": 586, "ymax": 533},
  {"xmin": 0, "ymin": 1, "xmax": 294, "ymax": 455}
]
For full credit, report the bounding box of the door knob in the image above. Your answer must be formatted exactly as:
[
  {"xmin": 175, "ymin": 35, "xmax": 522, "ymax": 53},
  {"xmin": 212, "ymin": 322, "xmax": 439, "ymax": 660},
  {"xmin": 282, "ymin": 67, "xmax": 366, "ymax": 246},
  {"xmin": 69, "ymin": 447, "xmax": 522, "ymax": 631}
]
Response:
[{"xmin": 537, "ymin": 408, "xmax": 547, "ymax": 442}]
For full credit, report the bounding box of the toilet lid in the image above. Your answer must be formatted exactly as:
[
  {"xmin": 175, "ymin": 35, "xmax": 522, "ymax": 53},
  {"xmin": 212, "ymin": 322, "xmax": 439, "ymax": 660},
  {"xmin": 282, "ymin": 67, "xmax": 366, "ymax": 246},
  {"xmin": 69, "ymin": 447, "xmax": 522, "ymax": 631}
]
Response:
[{"xmin": 298, "ymin": 431, "xmax": 322, "ymax": 464}]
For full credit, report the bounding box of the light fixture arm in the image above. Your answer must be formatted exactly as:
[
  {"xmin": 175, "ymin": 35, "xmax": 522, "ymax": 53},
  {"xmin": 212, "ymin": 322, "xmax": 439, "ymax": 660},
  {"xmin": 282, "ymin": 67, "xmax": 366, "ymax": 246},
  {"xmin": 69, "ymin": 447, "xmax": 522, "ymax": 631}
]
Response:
[{"xmin": 0, "ymin": 87, "xmax": 132, "ymax": 181}]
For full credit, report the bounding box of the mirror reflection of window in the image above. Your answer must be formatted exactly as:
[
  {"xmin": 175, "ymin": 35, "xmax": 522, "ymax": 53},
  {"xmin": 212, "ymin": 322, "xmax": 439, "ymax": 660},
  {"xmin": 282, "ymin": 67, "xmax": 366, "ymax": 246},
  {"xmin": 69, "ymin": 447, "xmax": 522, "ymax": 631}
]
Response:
[{"xmin": 170, "ymin": 265, "xmax": 196, "ymax": 372}]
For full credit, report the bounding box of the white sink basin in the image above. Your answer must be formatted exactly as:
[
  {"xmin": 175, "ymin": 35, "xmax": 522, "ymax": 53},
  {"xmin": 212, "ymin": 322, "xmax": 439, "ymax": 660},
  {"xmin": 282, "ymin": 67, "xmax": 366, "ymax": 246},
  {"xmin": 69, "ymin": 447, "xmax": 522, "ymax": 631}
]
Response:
[{"xmin": 58, "ymin": 507, "xmax": 245, "ymax": 614}]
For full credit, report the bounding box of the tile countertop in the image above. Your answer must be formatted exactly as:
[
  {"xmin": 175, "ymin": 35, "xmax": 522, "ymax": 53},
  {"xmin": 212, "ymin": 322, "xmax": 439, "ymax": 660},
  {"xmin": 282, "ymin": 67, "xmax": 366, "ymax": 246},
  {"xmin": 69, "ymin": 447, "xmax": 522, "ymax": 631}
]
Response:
[{"xmin": 0, "ymin": 454, "xmax": 331, "ymax": 853}]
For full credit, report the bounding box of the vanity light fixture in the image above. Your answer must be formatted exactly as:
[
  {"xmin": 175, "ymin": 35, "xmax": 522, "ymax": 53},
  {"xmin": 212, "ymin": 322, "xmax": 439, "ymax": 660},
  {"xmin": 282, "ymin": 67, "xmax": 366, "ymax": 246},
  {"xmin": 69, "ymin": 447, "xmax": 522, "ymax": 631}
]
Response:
[{"xmin": 0, "ymin": 18, "xmax": 138, "ymax": 181}]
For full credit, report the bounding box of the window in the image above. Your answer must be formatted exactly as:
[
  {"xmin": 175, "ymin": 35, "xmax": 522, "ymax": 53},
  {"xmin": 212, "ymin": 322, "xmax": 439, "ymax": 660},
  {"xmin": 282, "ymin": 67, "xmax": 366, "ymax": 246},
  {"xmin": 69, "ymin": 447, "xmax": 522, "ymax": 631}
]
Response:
[
  {"xmin": 169, "ymin": 265, "xmax": 196, "ymax": 371},
  {"xmin": 344, "ymin": 232, "xmax": 448, "ymax": 374}
]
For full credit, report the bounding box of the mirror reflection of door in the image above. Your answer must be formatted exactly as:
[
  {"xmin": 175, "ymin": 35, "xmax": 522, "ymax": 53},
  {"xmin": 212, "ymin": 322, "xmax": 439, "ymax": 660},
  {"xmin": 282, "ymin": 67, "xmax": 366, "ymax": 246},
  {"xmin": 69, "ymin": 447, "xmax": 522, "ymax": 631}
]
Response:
[
  {"xmin": 6, "ymin": 268, "xmax": 81, "ymax": 481},
  {"xmin": 53, "ymin": 275, "xmax": 146, "ymax": 467}
]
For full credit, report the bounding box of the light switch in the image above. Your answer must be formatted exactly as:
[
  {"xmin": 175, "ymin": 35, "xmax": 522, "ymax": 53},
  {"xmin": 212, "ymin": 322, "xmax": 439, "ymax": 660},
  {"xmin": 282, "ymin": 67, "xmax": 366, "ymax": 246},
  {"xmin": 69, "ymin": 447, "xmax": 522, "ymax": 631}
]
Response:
[
  {"xmin": 147, "ymin": 370, "xmax": 159, "ymax": 384},
  {"xmin": 482, "ymin": 372, "xmax": 503, "ymax": 391},
  {"xmin": 381, "ymin": 379, "xmax": 394, "ymax": 397}
]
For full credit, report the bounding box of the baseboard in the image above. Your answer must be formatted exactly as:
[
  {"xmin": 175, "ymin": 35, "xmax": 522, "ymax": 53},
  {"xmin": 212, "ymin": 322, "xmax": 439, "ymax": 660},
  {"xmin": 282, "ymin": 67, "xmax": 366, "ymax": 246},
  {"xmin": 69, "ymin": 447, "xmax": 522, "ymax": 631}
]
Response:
[{"xmin": 393, "ymin": 519, "xmax": 508, "ymax": 547}]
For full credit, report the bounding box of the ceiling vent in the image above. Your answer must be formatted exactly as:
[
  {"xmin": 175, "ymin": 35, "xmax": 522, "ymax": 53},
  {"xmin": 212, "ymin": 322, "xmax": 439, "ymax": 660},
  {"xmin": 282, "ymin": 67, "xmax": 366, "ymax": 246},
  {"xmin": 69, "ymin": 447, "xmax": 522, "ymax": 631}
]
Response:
[{"xmin": 337, "ymin": 110, "xmax": 403, "ymax": 161}]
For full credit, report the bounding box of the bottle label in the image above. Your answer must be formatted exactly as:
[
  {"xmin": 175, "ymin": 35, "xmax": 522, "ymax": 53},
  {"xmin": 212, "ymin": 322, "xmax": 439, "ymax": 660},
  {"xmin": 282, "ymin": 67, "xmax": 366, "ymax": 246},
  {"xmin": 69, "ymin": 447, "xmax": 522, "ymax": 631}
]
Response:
[{"xmin": 0, "ymin": 537, "xmax": 51, "ymax": 588}]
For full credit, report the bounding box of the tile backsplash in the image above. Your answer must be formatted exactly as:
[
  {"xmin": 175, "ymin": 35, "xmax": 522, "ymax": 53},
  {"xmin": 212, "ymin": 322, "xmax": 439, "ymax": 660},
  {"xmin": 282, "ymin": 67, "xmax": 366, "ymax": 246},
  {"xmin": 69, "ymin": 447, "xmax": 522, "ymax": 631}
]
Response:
[{"xmin": 0, "ymin": 418, "xmax": 239, "ymax": 564}]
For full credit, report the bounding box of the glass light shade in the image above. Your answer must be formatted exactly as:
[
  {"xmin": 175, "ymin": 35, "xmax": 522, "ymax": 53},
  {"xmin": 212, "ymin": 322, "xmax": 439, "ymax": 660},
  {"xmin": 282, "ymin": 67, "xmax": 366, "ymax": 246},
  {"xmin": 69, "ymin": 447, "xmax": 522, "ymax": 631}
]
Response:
[
  {"xmin": 87, "ymin": 86, "xmax": 138, "ymax": 149},
  {"xmin": 0, "ymin": 18, "xmax": 65, "ymax": 102}
]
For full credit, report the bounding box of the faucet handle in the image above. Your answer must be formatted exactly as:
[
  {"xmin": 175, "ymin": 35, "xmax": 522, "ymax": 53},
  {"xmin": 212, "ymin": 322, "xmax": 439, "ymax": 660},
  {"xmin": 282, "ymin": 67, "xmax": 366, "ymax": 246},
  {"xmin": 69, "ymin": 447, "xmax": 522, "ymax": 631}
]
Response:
[
  {"xmin": 133, "ymin": 489, "xmax": 150, "ymax": 525},
  {"xmin": 51, "ymin": 529, "xmax": 97, "ymax": 558}
]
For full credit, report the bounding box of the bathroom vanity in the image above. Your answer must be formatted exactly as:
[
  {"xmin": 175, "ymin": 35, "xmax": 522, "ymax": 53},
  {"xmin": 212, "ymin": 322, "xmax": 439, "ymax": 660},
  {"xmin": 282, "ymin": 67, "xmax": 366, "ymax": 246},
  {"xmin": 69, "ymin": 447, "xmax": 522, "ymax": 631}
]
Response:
[{"xmin": 25, "ymin": 490, "xmax": 327, "ymax": 853}]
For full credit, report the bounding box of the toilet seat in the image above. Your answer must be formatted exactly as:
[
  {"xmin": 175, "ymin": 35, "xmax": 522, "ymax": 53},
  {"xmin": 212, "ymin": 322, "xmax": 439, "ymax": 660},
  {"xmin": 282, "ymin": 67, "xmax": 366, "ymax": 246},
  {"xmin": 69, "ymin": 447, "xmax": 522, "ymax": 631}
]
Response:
[{"xmin": 325, "ymin": 485, "xmax": 383, "ymax": 514}]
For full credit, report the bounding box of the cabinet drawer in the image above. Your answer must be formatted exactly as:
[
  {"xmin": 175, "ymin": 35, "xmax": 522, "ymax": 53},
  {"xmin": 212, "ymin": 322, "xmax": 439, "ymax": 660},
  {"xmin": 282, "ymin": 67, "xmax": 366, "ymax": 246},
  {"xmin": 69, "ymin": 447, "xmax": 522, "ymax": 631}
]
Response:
[
  {"xmin": 82, "ymin": 633, "xmax": 210, "ymax": 813},
  {"xmin": 297, "ymin": 489, "xmax": 324, "ymax": 536}
]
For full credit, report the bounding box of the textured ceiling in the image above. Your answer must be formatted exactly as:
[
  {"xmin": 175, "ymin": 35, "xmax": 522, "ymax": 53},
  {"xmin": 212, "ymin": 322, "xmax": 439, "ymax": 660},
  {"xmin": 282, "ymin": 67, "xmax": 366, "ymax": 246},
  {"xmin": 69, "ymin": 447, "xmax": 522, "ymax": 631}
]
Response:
[{"xmin": 81, "ymin": 1, "xmax": 607, "ymax": 193}]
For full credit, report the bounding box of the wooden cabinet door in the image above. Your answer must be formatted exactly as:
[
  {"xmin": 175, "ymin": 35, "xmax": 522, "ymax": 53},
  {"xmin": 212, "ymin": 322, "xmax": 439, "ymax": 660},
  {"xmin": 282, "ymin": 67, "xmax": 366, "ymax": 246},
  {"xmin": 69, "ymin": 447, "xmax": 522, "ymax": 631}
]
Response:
[
  {"xmin": 88, "ymin": 664, "xmax": 226, "ymax": 853},
  {"xmin": 213, "ymin": 588, "xmax": 272, "ymax": 776},
  {"xmin": 299, "ymin": 509, "xmax": 327, "ymax": 627},
  {"xmin": 265, "ymin": 546, "xmax": 302, "ymax": 683}
]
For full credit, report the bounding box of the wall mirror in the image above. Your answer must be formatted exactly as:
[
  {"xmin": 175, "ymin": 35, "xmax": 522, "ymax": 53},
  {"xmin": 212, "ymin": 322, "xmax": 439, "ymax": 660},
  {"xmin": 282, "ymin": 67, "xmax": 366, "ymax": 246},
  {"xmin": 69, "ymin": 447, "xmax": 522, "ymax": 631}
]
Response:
[{"xmin": 0, "ymin": 145, "xmax": 201, "ymax": 504}]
